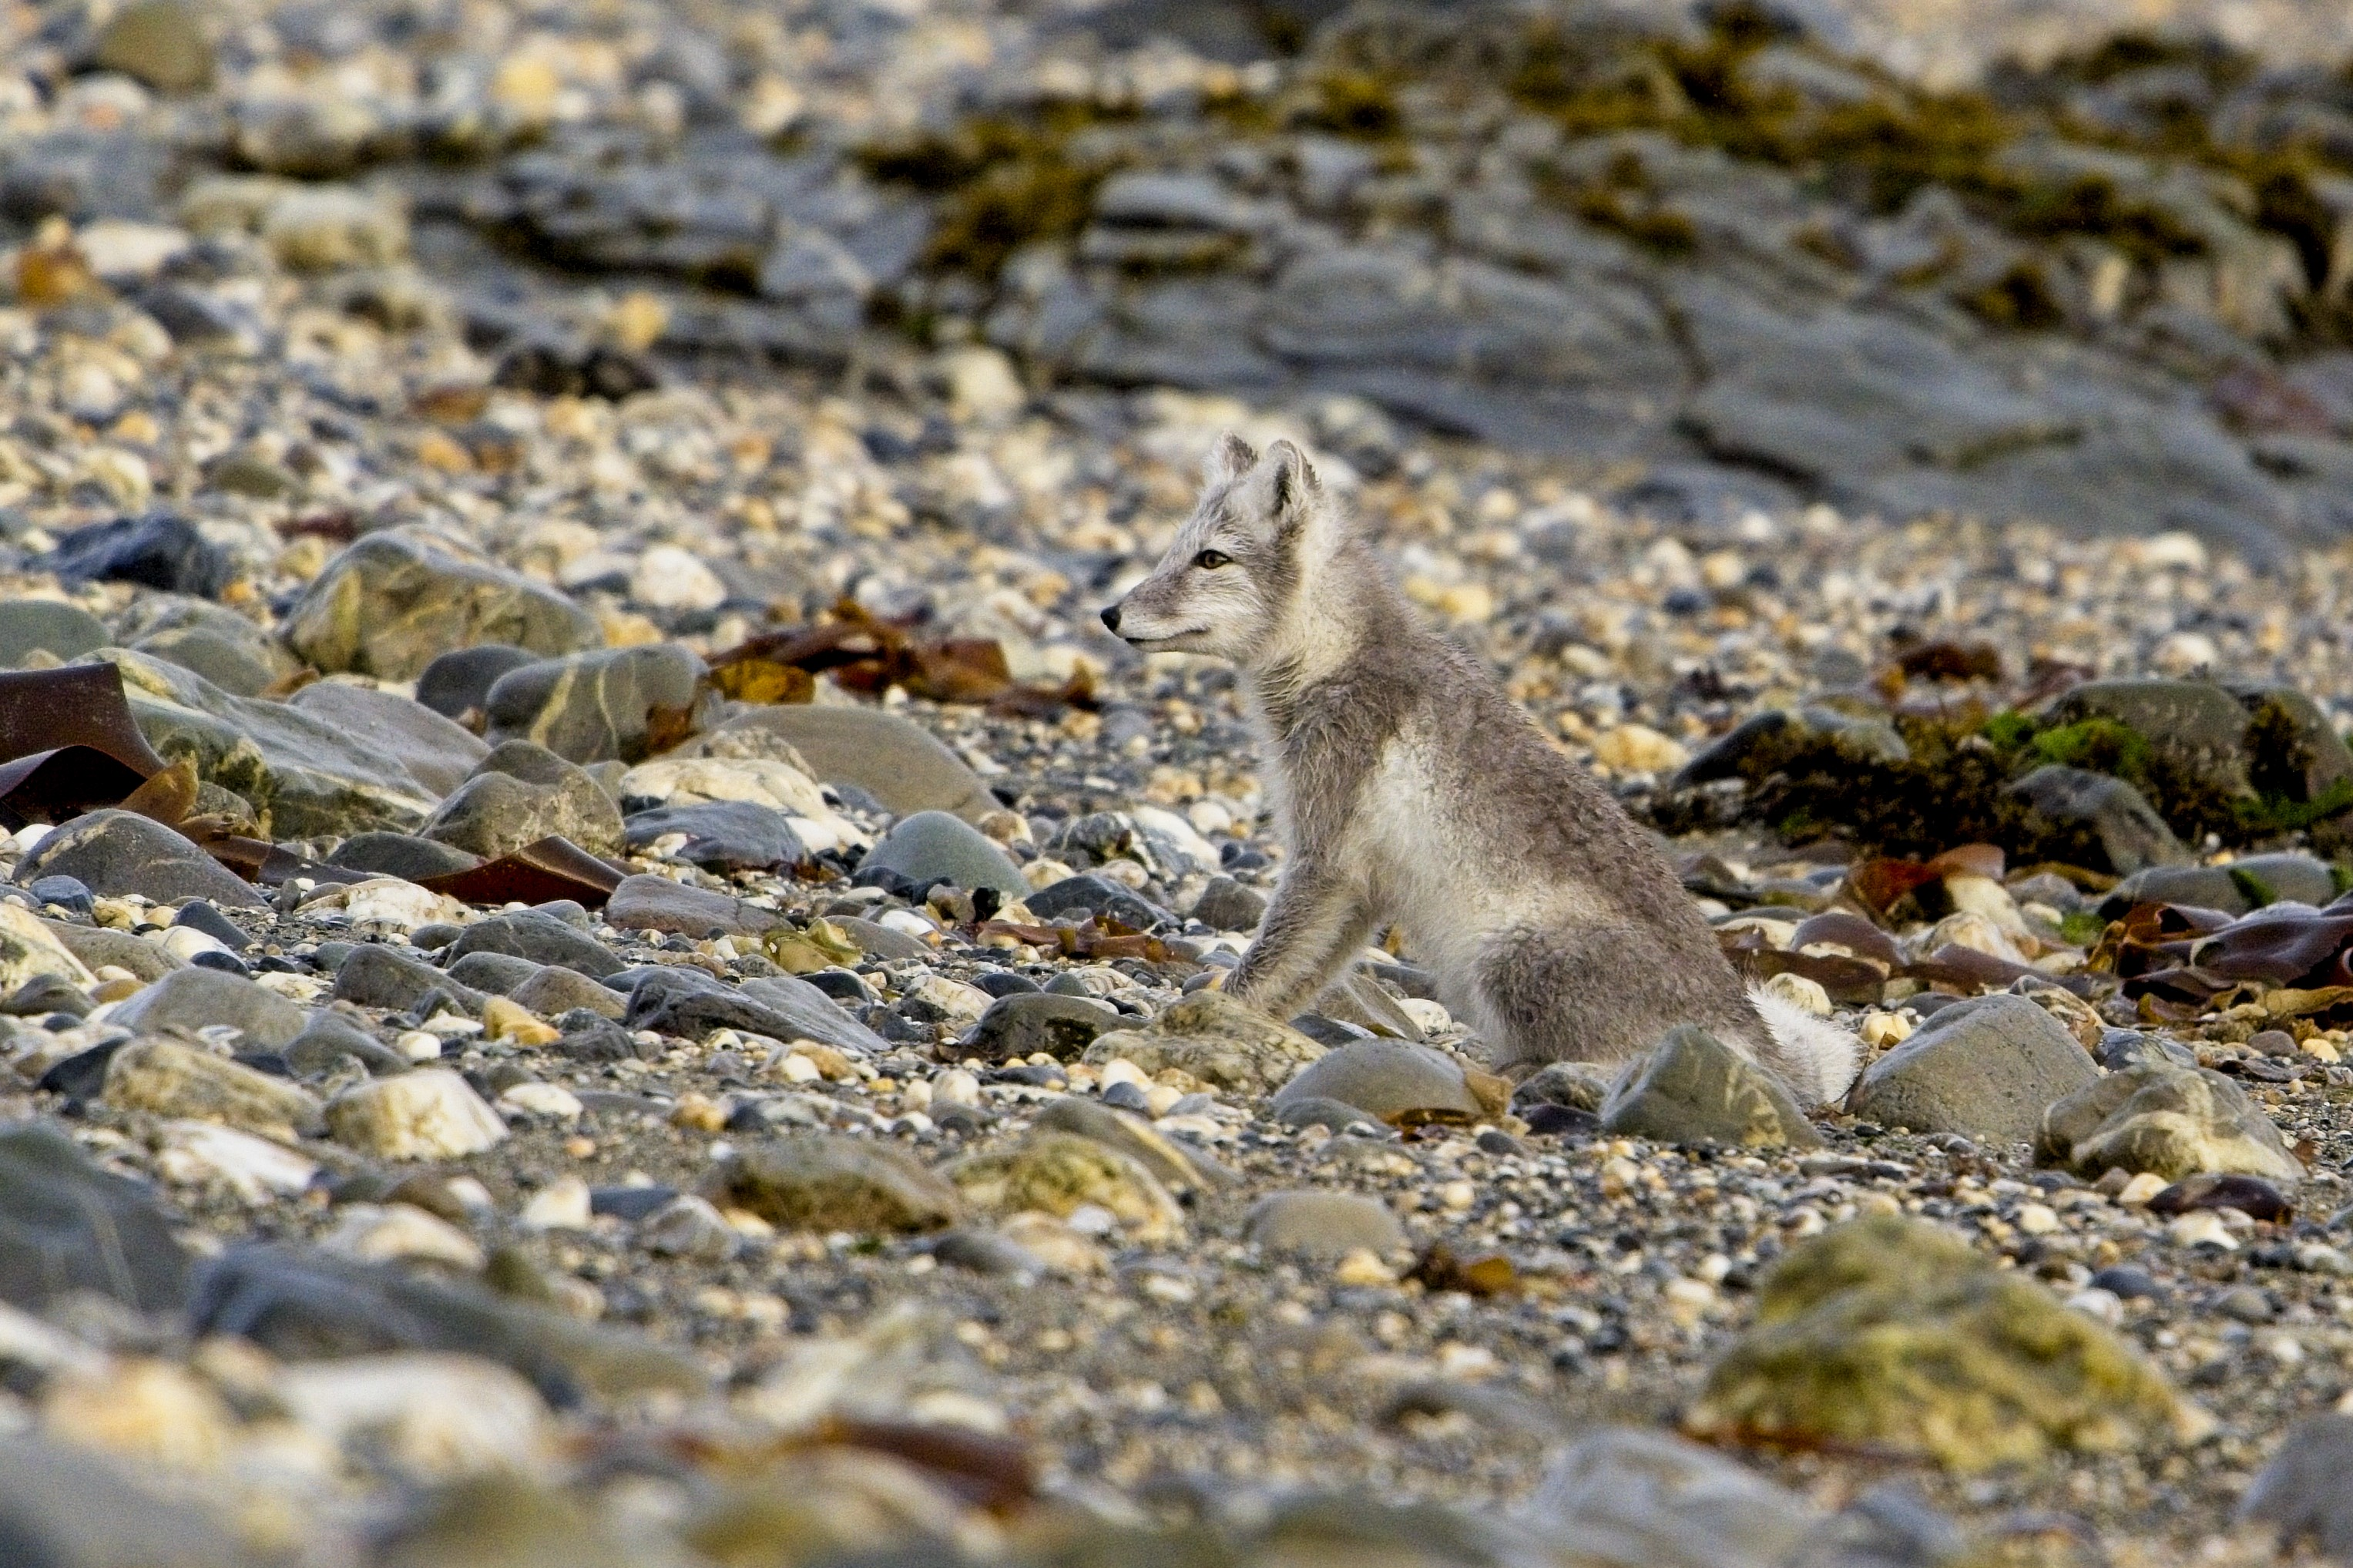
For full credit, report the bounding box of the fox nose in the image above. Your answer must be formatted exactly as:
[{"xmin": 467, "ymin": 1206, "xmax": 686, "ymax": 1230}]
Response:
[{"xmin": 1099, "ymin": 604, "xmax": 1122, "ymax": 633}]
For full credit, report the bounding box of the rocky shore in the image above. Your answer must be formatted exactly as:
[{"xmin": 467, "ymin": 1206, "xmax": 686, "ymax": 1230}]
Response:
[{"xmin": 8, "ymin": 0, "xmax": 2353, "ymax": 1564}]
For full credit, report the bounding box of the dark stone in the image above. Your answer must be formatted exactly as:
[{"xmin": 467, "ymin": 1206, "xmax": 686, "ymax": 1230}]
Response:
[
  {"xmin": 109, "ymin": 967, "xmax": 307, "ymax": 1048},
  {"xmin": 2105, "ymin": 853, "xmax": 2344, "ymax": 918},
  {"xmin": 326, "ymin": 832, "xmax": 484, "ymax": 882},
  {"xmin": 16, "ymin": 810, "xmax": 263, "ymax": 907},
  {"xmin": 556, "ymin": 1015, "xmax": 652, "ymax": 1062},
  {"xmin": 1270, "ymin": 1095, "xmax": 1388, "ymax": 1133},
  {"xmin": 1290, "ymin": 1014, "xmax": 1372, "ymax": 1048},
  {"xmin": 603, "ymin": 874, "xmax": 777, "ymax": 938},
  {"xmin": 35, "ymin": 1040, "xmax": 121, "ymax": 1102},
  {"xmin": 284, "ymin": 1014, "xmax": 409, "ymax": 1078},
  {"xmin": 2006, "ymin": 765, "xmax": 2187, "ymax": 875},
  {"xmin": 418, "ymin": 644, "xmax": 539, "ymax": 720},
  {"xmin": 1846, "ymin": 994, "xmax": 2098, "ymax": 1143},
  {"xmin": 964, "ymin": 992, "xmax": 1120, "ymax": 1061},
  {"xmin": 0, "ymin": 1120, "xmax": 189, "ymax": 1312},
  {"xmin": 483, "ymin": 643, "xmax": 706, "ymax": 764},
  {"xmin": 1190, "ymin": 875, "xmax": 1268, "ymax": 931},
  {"xmin": 190, "ymin": 949, "xmax": 249, "ymax": 975},
  {"xmin": 589, "ymin": 1185, "xmax": 679, "ymax": 1221},
  {"xmin": 3, "ymin": 974, "xmax": 89, "ymax": 1018},
  {"xmin": 332, "ymin": 944, "xmax": 485, "ymax": 1013},
  {"xmin": 858, "ymin": 811, "xmax": 1026, "ymax": 897},
  {"xmin": 447, "ymin": 909, "xmax": 623, "ymax": 979},
  {"xmin": 445, "ymin": 952, "xmax": 543, "ymax": 996},
  {"xmin": 22, "ymin": 875, "xmax": 92, "ymax": 918},
  {"xmin": 624, "ymin": 967, "xmax": 885, "ymax": 1056},
  {"xmin": 170, "ymin": 899, "xmax": 250, "ymax": 952},
  {"xmin": 1025, "ymin": 873, "xmax": 1168, "ymax": 928},
  {"xmin": 2090, "ymin": 1264, "xmax": 2163, "ymax": 1300},
  {"xmin": 623, "ymin": 800, "xmax": 805, "ymax": 871},
  {"xmin": 43, "ymin": 512, "xmax": 230, "ymax": 598},
  {"xmin": 971, "ymin": 969, "xmax": 1039, "ymax": 998},
  {"xmin": 800, "ymin": 968, "xmax": 875, "ymax": 1004},
  {"xmin": 2147, "ymin": 1172, "xmax": 2294, "ymax": 1222},
  {"xmin": 1599, "ymin": 1026, "xmax": 1821, "ymax": 1149}
]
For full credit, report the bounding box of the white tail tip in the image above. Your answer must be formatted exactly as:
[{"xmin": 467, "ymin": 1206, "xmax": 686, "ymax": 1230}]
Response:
[{"xmin": 1747, "ymin": 983, "xmax": 1864, "ymax": 1107}]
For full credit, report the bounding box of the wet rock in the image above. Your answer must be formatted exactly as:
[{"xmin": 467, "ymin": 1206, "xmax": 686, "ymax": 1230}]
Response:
[
  {"xmin": 102, "ymin": 1038, "xmax": 322, "ymax": 1140},
  {"xmin": 1845, "ymin": 994, "xmax": 2097, "ymax": 1143},
  {"xmin": 680, "ymin": 707, "xmax": 997, "ymax": 823},
  {"xmin": 624, "ymin": 966, "xmax": 884, "ymax": 1056},
  {"xmin": 2105, "ymin": 852, "xmax": 2344, "ymax": 917},
  {"xmin": 0, "ymin": 1435, "xmax": 244, "ymax": 1568},
  {"xmin": 0, "ymin": 600, "xmax": 108, "ymax": 667},
  {"xmin": 1273, "ymin": 1039, "xmax": 1487, "ymax": 1126},
  {"xmin": 448, "ymin": 909, "xmax": 624, "ymax": 980},
  {"xmin": 16, "ymin": 810, "xmax": 263, "ymax": 907},
  {"xmin": 605, "ymin": 873, "xmax": 782, "ymax": 939},
  {"xmin": 1083, "ymin": 991, "xmax": 1326, "ymax": 1096},
  {"xmin": 1599, "ymin": 1026, "xmax": 1822, "ymax": 1149},
  {"xmin": 44, "ymin": 512, "xmax": 229, "ymax": 598},
  {"xmin": 287, "ymin": 682, "xmax": 490, "ymax": 798},
  {"xmin": 2037, "ymin": 1062, "xmax": 2304, "ymax": 1187},
  {"xmin": 2239, "ymin": 1412, "xmax": 2353, "ymax": 1557},
  {"xmin": 1690, "ymin": 1214, "xmax": 2183, "ymax": 1469},
  {"xmin": 1027, "ymin": 873, "xmax": 1168, "ymax": 928},
  {"xmin": 109, "ymin": 965, "xmax": 307, "ymax": 1049},
  {"xmin": 701, "ymin": 1133, "xmax": 961, "ymax": 1233},
  {"xmin": 1190, "ymin": 875, "xmax": 1268, "ymax": 931},
  {"xmin": 326, "ymin": 1069, "xmax": 507, "ymax": 1160},
  {"xmin": 965, "ymin": 992, "xmax": 1119, "ymax": 1061},
  {"xmin": 421, "ymin": 752, "xmax": 624, "ymax": 861},
  {"xmin": 1244, "ymin": 1190, "xmax": 1406, "ymax": 1257},
  {"xmin": 2006, "ymin": 765, "xmax": 2188, "ymax": 875},
  {"xmin": 622, "ymin": 800, "xmax": 805, "ymax": 871},
  {"xmin": 946, "ymin": 1130, "xmax": 1186, "ymax": 1241},
  {"xmin": 1522, "ymin": 1427, "xmax": 1824, "ymax": 1568},
  {"xmin": 0, "ymin": 1120, "xmax": 190, "ymax": 1311},
  {"xmin": 418, "ymin": 644, "xmax": 539, "ymax": 721},
  {"xmin": 327, "ymin": 831, "xmax": 484, "ymax": 883},
  {"xmin": 483, "ymin": 644, "xmax": 706, "ymax": 764},
  {"xmin": 279, "ymin": 530, "xmax": 602, "ymax": 681},
  {"xmin": 859, "ymin": 810, "xmax": 1027, "ymax": 897}
]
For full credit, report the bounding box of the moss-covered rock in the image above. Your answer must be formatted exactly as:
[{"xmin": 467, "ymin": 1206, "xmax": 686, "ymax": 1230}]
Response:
[
  {"xmin": 1690, "ymin": 1214, "xmax": 2187, "ymax": 1469},
  {"xmin": 1082, "ymin": 990, "xmax": 1326, "ymax": 1096},
  {"xmin": 944, "ymin": 1130, "xmax": 1184, "ymax": 1243},
  {"xmin": 2036, "ymin": 1062, "xmax": 2304, "ymax": 1187}
]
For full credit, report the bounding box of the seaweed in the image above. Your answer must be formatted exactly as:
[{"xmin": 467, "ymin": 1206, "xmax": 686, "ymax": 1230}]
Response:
[{"xmin": 855, "ymin": 107, "xmax": 1135, "ymax": 284}]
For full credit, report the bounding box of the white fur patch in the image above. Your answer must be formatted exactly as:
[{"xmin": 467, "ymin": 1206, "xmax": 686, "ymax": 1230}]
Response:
[{"xmin": 1747, "ymin": 983, "xmax": 1863, "ymax": 1106}]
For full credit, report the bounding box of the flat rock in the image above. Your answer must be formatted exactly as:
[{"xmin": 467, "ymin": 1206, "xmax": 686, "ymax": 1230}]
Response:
[
  {"xmin": 2037, "ymin": 1062, "xmax": 2305, "ymax": 1187},
  {"xmin": 279, "ymin": 529, "xmax": 602, "ymax": 681},
  {"xmin": 677, "ymin": 706, "xmax": 997, "ymax": 823},
  {"xmin": 859, "ymin": 810, "xmax": 1027, "ymax": 896},
  {"xmin": 17, "ymin": 810, "xmax": 263, "ymax": 907},
  {"xmin": 0, "ymin": 1120, "xmax": 190, "ymax": 1312},
  {"xmin": 1690, "ymin": 1214, "xmax": 2183, "ymax": 1469},
  {"xmin": 1026, "ymin": 872, "xmax": 1169, "ymax": 928},
  {"xmin": 624, "ymin": 965, "xmax": 884, "ymax": 1056},
  {"xmin": 327, "ymin": 832, "xmax": 483, "ymax": 882},
  {"xmin": 102, "ymin": 1038, "xmax": 323, "ymax": 1140},
  {"xmin": 1599, "ymin": 1026, "xmax": 1821, "ymax": 1150},
  {"xmin": 700, "ymin": 1133, "xmax": 961, "ymax": 1233},
  {"xmin": 447, "ymin": 908, "xmax": 623, "ymax": 979},
  {"xmin": 605, "ymin": 873, "xmax": 782, "ymax": 938},
  {"xmin": 622, "ymin": 800, "xmax": 805, "ymax": 871},
  {"xmin": 945, "ymin": 1130, "xmax": 1185, "ymax": 1242},
  {"xmin": 326, "ymin": 1069, "xmax": 507, "ymax": 1160},
  {"xmin": 1244, "ymin": 1190, "xmax": 1406, "ymax": 1257},
  {"xmin": 109, "ymin": 965, "xmax": 307, "ymax": 1049},
  {"xmin": 288, "ymin": 681, "xmax": 491, "ymax": 797},
  {"xmin": 0, "ymin": 599, "xmax": 109, "ymax": 667},
  {"xmin": 1083, "ymin": 990, "xmax": 1325, "ymax": 1096},
  {"xmin": 965, "ymin": 992, "xmax": 1120, "ymax": 1060},
  {"xmin": 1273, "ymin": 1038, "xmax": 1485, "ymax": 1124},
  {"xmin": 1846, "ymin": 994, "xmax": 2097, "ymax": 1144},
  {"xmin": 485, "ymin": 643, "xmax": 706, "ymax": 764}
]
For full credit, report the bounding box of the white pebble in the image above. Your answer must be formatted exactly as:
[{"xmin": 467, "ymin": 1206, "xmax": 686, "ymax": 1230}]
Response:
[
  {"xmin": 521, "ymin": 1175, "xmax": 592, "ymax": 1231},
  {"xmin": 930, "ymin": 1069, "xmax": 980, "ymax": 1108}
]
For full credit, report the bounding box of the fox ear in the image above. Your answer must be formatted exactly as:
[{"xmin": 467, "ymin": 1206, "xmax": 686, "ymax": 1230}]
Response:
[
  {"xmin": 1259, "ymin": 439, "xmax": 1321, "ymax": 533},
  {"xmin": 1205, "ymin": 431, "xmax": 1257, "ymax": 487}
]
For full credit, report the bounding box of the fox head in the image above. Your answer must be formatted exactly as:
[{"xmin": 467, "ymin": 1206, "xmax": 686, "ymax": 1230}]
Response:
[{"xmin": 1099, "ymin": 434, "xmax": 1341, "ymax": 671}]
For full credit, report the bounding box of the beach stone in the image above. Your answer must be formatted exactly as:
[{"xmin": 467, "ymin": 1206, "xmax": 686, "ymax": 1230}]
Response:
[
  {"xmin": 284, "ymin": 1014, "xmax": 409, "ymax": 1079},
  {"xmin": 327, "ymin": 832, "xmax": 483, "ymax": 882},
  {"xmin": 2106, "ymin": 853, "xmax": 2344, "ymax": 917},
  {"xmin": 288, "ymin": 683, "xmax": 489, "ymax": 797},
  {"xmin": 1244, "ymin": 1190, "xmax": 1406, "ymax": 1257},
  {"xmin": 421, "ymin": 756, "xmax": 623, "ymax": 861},
  {"xmin": 332, "ymin": 945, "xmax": 485, "ymax": 1013},
  {"xmin": 326, "ymin": 1069, "xmax": 506, "ymax": 1160},
  {"xmin": 102, "ymin": 1039, "xmax": 322, "ymax": 1140},
  {"xmin": 0, "ymin": 905, "xmax": 95, "ymax": 994},
  {"xmin": 1513, "ymin": 1061, "xmax": 1616, "ymax": 1114},
  {"xmin": 701, "ymin": 1133, "xmax": 961, "ymax": 1233},
  {"xmin": 171, "ymin": 902, "xmax": 250, "ymax": 955},
  {"xmin": 190, "ymin": 1244, "xmax": 703, "ymax": 1403},
  {"xmin": 1190, "ymin": 875, "xmax": 1268, "ymax": 931},
  {"xmin": 1599, "ymin": 1026, "xmax": 1823, "ymax": 1150},
  {"xmin": 1689, "ymin": 1214, "xmax": 2183, "ymax": 1469},
  {"xmin": 1032, "ymin": 1096, "xmax": 1222, "ymax": 1193},
  {"xmin": 2236, "ymin": 683, "xmax": 2353, "ymax": 804},
  {"xmin": 1083, "ymin": 990, "xmax": 1325, "ymax": 1096},
  {"xmin": 965, "ymin": 992, "xmax": 1119, "ymax": 1061},
  {"xmin": 859, "ymin": 810, "xmax": 1027, "ymax": 897},
  {"xmin": 2042, "ymin": 679, "xmax": 2260, "ymax": 802},
  {"xmin": 132, "ymin": 625, "xmax": 278, "ymax": 695},
  {"xmin": 1523, "ymin": 1428, "xmax": 1825, "ymax": 1568},
  {"xmin": 445, "ymin": 952, "xmax": 544, "ymax": 996},
  {"xmin": 484, "ymin": 643, "xmax": 706, "ymax": 764},
  {"xmin": 604, "ymin": 874, "xmax": 781, "ymax": 938},
  {"xmin": 109, "ymin": 965, "xmax": 306, "ymax": 1048},
  {"xmin": 622, "ymin": 800, "xmax": 805, "ymax": 870},
  {"xmin": 418, "ymin": 644, "xmax": 539, "ymax": 720},
  {"xmin": 510, "ymin": 965, "xmax": 626, "ymax": 1020},
  {"xmin": 624, "ymin": 966, "xmax": 884, "ymax": 1056},
  {"xmin": 2239, "ymin": 1412, "xmax": 2353, "ymax": 1557},
  {"xmin": 45, "ymin": 512, "xmax": 229, "ymax": 599},
  {"xmin": 46, "ymin": 920, "xmax": 176, "ymax": 982},
  {"xmin": 16, "ymin": 811, "xmax": 262, "ymax": 907},
  {"xmin": 447, "ymin": 909, "xmax": 623, "ymax": 979},
  {"xmin": 0, "ymin": 1435, "xmax": 244, "ymax": 1568},
  {"xmin": 1274, "ymin": 1039, "xmax": 1486, "ymax": 1125},
  {"xmin": 2037, "ymin": 1063, "xmax": 2305, "ymax": 1187},
  {"xmin": 280, "ymin": 530, "xmax": 602, "ymax": 681},
  {"xmin": 945, "ymin": 1130, "xmax": 1186, "ymax": 1242},
  {"xmin": 1026, "ymin": 872, "xmax": 1168, "ymax": 928},
  {"xmin": 90, "ymin": 0, "xmax": 213, "ymax": 92},
  {"xmin": 0, "ymin": 1120, "xmax": 190, "ymax": 1311},
  {"xmin": 636, "ymin": 1194, "xmax": 737, "ymax": 1261},
  {"xmin": 0, "ymin": 600, "xmax": 108, "ymax": 666},
  {"xmin": 2006, "ymin": 765, "xmax": 2188, "ymax": 875},
  {"xmin": 1846, "ymin": 994, "xmax": 2097, "ymax": 1144},
  {"xmin": 680, "ymin": 706, "xmax": 997, "ymax": 822}
]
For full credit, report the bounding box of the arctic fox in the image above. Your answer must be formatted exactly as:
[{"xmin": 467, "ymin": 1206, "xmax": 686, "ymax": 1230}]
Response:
[{"xmin": 1100, "ymin": 435, "xmax": 1860, "ymax": 1106}]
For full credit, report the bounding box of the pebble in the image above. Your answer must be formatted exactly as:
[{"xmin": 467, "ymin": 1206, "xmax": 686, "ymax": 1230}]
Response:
[{"xmin": 327, "ymin": 1070, "xmax": 509, "ymax": 1160}]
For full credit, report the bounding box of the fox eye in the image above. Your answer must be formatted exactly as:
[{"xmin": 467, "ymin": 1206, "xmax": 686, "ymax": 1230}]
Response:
[{"xmin": 1193, "ymin": 549, "xmax": 1232, "ymax": 570}]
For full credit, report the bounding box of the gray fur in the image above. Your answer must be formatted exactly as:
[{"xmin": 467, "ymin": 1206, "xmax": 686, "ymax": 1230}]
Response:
[{"xmin": 1104, "ymin": 435, "xmax": 1860, "ymax": 1106}]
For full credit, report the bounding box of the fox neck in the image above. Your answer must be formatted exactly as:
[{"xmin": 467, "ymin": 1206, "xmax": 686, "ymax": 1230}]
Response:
[{"xmin": 1244, "ymin": 539, "xmax": 1410, "ymax": 735}]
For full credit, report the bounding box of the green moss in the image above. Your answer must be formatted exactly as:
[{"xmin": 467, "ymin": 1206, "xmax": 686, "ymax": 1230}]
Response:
[
  {"xmin": 2060, "ymin": 909, "xmax": 2113, "ymax": 945},
  {"xmin": 1982, "ymin": 710, "xmax": 2038, "ymax": 752},
  {"xmin": 2032, "ymin": 717, "xmax": 2153, "ymax": 779}
]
